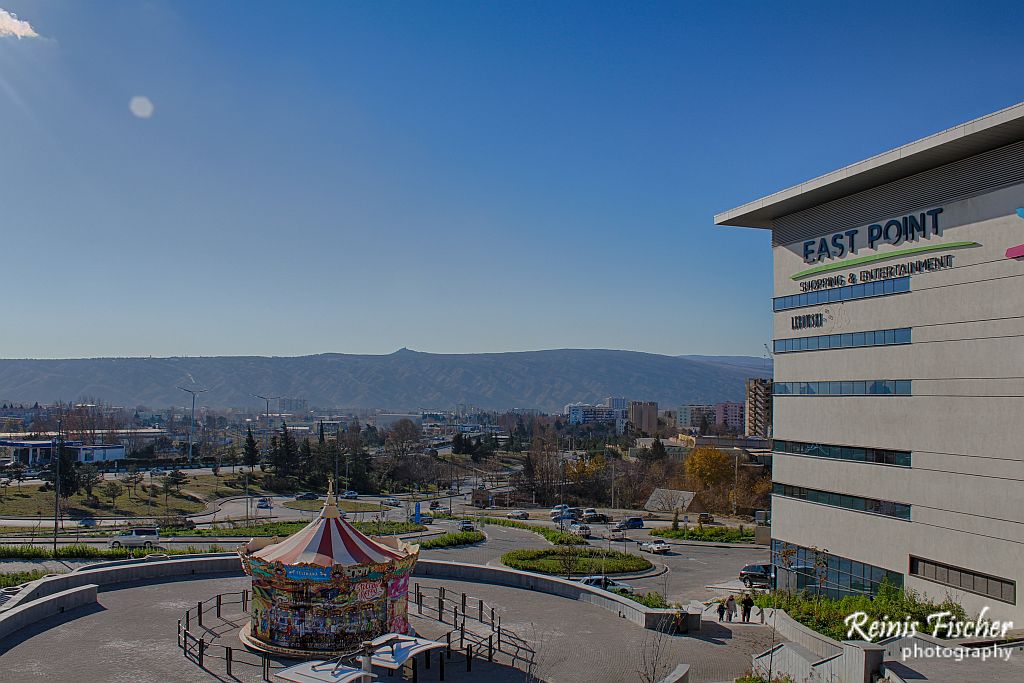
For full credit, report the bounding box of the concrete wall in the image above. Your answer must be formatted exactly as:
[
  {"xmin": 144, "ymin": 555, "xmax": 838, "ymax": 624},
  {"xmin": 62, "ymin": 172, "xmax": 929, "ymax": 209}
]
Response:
[
  {"xmin": 0, "ymin": 584, "xmax": 98, "ymax": 645},
  {"xmin": 412, "ymin": 559, "xmax": 684, "ymax": 631},
  {"xmin": 759, "ymin": 607, "xmax": 842, "ymax": 658},
  {"xmin": 0, "ymin": 554, "xmax": 242, "ymax": 614}
]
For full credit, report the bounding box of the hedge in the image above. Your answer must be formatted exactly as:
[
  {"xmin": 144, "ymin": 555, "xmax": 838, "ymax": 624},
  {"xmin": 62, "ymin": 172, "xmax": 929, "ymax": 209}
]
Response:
[
  {"xmin": 651, "ymin": 525, "xmax": 754, "ymax": 543},
  {"xmin": 418, "ymin": 531, "xmax": 486, "ymax": 549},
  {"xmin": 753, "ymin": 581, "xmax": 969, "ymax": 641},
  {"xmin": 476, "ymin": 517, "xmax": 588, "ymax": 545},
  {"xmin": 163, "ymin": 520, "xmax": 426, "ymax": 538},
  {"xmin": 0, "ymin": 569, "xmax": 62, "ymax": 588},
  {"xmin": 0, "ymin": 543, "xmax": 225, "ymax": 560},
  {"xmin": 501, "ymin": 547, "xmax": 651, "ymax": 575}
]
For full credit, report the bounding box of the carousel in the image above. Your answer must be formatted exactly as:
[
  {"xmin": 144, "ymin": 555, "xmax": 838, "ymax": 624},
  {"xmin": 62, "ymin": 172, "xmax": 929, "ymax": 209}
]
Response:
[{"xmin": 238, "ymin": 484, "xmax": 420, "ymax": 657}]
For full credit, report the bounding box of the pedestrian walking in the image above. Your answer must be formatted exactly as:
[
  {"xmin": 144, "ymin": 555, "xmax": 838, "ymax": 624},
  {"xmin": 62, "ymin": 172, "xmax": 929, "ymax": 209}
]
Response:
[
  {"xmin": 741, "ymin": 594, "xmax": 754, "ymax": 623},
  {"xmin": 725, "ymin": 595, "xmax": 736, "ymax": 623},
  {"xmin": 716, "ymin": 601, "xmax": 726, "ymax": 622}
]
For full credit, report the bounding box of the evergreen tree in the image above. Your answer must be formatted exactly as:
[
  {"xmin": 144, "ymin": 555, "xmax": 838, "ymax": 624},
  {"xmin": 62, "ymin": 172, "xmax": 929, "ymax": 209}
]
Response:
[
  {"xmin": 272, "ymin": 422, "xmax": 300, "ymax": 476},
  {"xmin": 243, "ymin": 426, "xmax": 260, "ymax": 471},
  {"xmin": 318, "ymin": 421, "xmax": 325, "ymax": 445},
  {"xmin": 650, "ymin": 437, "xmax": 668, "ymax": 460}
]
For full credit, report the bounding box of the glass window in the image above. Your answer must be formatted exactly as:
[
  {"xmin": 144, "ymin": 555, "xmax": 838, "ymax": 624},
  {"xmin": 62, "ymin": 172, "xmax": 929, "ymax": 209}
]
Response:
[
  {"xmin": 842, "ymin": 333, "xmax": 854, "ymax": 347},
  {"xmin": 852, "ymin": 332, "xmax": 866, "ymax": 346},
  {"xmin": 840, "ymin": 381, "xmax": 854, "ymax": 394},
  {"xmin": 884, "ymin": 329, "xmax": 896, "ymax": 344},
  {"xmin": 896, "ymin": 380, "xmax": 911, "ymax": 395},
  {"xmin": 895, "ymin": 328, "xmax": 911, "ymax": 344},
  {"xmin": 851, "ymin": 283, "xmax": 865, "ymax": 298},
  {"xmin": 883, "ymin": 279, "xmax": 894, "ymax": 294}
]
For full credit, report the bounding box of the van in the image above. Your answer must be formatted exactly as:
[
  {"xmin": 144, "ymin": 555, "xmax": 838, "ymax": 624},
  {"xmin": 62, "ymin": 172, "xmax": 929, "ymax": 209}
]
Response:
[{"xmin": 108, "ymin": 527, "xmax": 160, "ymax": 549}]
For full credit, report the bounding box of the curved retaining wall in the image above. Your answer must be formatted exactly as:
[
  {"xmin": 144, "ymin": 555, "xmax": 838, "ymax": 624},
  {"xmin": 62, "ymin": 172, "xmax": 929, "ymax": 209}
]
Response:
[
  {"xmin": 0, "ymin": 584, "xmax": 99, "ymax": 645},
  {"xmin": 0, "ymin": 554, "xmax": 689, "ymax": 641}
]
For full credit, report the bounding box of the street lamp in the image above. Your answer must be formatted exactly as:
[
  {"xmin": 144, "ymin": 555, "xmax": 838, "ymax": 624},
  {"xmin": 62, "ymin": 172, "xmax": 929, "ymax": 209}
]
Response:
[
  {"xmin": 252, "ymin": 394, "xmax": 280, "ymax": 466},
  {"xmin": 178, "ymin": 386, "xmax": 209, "ymax": 464}
]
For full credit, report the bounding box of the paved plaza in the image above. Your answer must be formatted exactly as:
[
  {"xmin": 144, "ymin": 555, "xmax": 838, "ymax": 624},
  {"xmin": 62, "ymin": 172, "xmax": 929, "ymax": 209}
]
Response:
[{"xmin": 0, "ymin": 571, "xmax": 774, "ymax": 683}]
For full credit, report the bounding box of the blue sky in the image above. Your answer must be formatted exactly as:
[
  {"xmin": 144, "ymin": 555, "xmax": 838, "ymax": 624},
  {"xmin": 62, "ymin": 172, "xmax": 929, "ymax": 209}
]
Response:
[{"xmin": 1, "ymin": 1, "xmax": 1022, "ymax": 359}]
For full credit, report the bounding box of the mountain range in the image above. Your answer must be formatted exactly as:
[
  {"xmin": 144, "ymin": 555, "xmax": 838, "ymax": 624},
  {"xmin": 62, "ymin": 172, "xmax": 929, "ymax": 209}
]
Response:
[{"xmin": 0, "ymin": 349, "xmax": 771, "ymax": 413}]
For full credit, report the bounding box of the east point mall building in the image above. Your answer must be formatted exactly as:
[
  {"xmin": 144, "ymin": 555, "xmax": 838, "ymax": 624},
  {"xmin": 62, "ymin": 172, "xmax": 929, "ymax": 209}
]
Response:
[{"xmin": 716, "ymin": 103, "xmax": 1024, "ymax": 623}]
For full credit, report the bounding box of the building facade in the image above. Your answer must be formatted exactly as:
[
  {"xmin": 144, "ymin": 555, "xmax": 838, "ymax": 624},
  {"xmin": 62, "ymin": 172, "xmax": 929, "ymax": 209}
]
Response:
[
  {"xmin": 716, "ymin": 103, "xmax": 1024, "ymax": 622},
  {"xmin": 628, "ymin": 400, "xmax": 658, "ymax": 435},
  {"xmin": 714, "ymin": 402, "xmax": 745, "ymax": 432},
  {"xmin": 564, "ymin": 403, "xmax": 620, "ymax": 427},
  {"xmin": 744, "ymin": 378, "xmax": 773, "ymax": 438},
  {"xmin": 677, "ymin": 404, "xmax": 715, "ymax": 432}
]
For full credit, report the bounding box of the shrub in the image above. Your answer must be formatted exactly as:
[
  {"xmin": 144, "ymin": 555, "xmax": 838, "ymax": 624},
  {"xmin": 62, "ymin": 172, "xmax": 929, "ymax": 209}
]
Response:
[
  {"xmin": 651, "ymin": 526, "xmax": 754, "ymax": 543},
  {"xmin": 418, "ymin": 531, "xmax": 485, "ymax": 549},
  {"xmin": 501, "ymin": 547, "xmax": 652, "ymax": 575},
  {"xmin": 615, "ymin": 589, "xmax": 670, "ymax": 608},
  {"xmin": 0, "ymin": 569, "xmax": 62, "ymax": 588},
  {"xmin": 476, "ymin": 517, "xmax": 588, "ymax": 545},
  {"xmin": 753, "ymin": 580, "xmax": 969, "ymax": 641}
]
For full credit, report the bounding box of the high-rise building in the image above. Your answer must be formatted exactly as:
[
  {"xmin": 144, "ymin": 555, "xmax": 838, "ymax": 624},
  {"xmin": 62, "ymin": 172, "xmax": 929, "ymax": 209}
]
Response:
[
  {"xmin": 677, "ymin": 404, "xmax": 715, "ymax": 432},
  {"xmin": 564, "ymin": 403, "xmax": 619, "ymax": 426},
  {"xmin": 604, "ymin": 397, "xmax": 628, "ymax": 411},
  {"xmin": 715, "ymin": 103, "xmax": 1024, "ymax": 621},
  {"xmin": 714, "ymin": 402, "xmax": 745, "ymax": 432},
  {"xmin": 628, "ymin": 401, "xmax": 658, "ymax": 435},
  {"xmin": 745, "ymin": 378, "xmax": 773, "ymax": 438},
  {"xmin": 279, "ymin": 397, "xmax": 308, "ymax": 413}
]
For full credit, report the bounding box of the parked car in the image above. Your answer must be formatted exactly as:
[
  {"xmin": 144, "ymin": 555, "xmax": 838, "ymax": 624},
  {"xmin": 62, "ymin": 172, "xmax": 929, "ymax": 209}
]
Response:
[
  {"xmin": 639, "ymin": 540, "xmax": 671, "ymax": 554},
  {"xmin": 698, "ymin": 512, "xmax": 715, "ymax": 524},
  {"xmin": 343, "ymin": 490, "xmax": 359, "ymax": 499},
  {"xmin": 582, "ymin": 512, "xmax": 610, "ymax": 524},
  {"xmin": 549, "ymin": 504, "xmax": 570, "ymax": 518},
  {"xmin": 458, "ymin": 520, "xmax": 475, "ymax": 532},
  {"xmin": 256, "ymin": 497, "xmax": 273, "ymax": 509},
  {"xmin": 506, "ymin": 510, "xmax": 529, "ymax": 520},
  {"xmin": 295, "ymin": 492, "xmax": 319, "ymax": 500},
  {"xmin": 552, "ymin": 513, "xmax": 578, "ymax": 523},
  {"xmin": 149, "ymin": 467, "xmax": 166, "ymax": 476},
  {"xmin": 569, "ymin": 523, "xmax": 591, "ymax": 538},
  {"xmin": 410, "ymin": 514, "xmax": 434, "ymax": 524},
  {"xmin": 605, "ymin": 529, "xmax": 626, "ymax": 541},
  {"xmin": 578, "ymin": 575, "xmax": 634, "ymax": 594},
  {"xmin": 739, "ymin": 563, "xmax": 775, "ymax": 587},
  {"xmin": 382, "ymin": 497, "xmax": 401, "ymax": 507},
  {"xmin": 108, "ymin": 527, "xmax": 160, "ymax": 549},
  {"xmin": 614, "ymin": 517, "xmax": 645, "ymax": 530}
]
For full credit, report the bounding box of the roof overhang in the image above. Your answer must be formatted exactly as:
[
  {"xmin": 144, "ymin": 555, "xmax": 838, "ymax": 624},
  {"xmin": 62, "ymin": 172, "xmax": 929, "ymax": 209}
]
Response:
[{"xmin": 715, "ymin": 101, "xmax": 1024, "ymax": 229}]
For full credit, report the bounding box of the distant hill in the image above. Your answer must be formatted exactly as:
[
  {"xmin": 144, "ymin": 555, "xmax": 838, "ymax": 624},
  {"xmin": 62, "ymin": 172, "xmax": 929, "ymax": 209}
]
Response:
[
  {"xmin": 678, "ymin": 354, "xmax": 772, "ymax": 375},
  {"xmin": 0, "ymin": 349, "xmax": 771, "ymax": 413}
]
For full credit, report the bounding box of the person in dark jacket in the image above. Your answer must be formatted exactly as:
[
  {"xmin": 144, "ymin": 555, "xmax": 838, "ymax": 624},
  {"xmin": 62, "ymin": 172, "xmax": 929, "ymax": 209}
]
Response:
[{"xmin": 741, "ymin": 594, "xmax": 755, "ymax": 623}]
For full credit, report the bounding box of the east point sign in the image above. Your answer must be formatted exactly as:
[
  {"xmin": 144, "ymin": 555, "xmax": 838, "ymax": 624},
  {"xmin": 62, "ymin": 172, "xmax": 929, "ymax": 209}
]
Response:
[{"xmin": 801, "ymin": 208, "xmax": 945, "ymax": 264}]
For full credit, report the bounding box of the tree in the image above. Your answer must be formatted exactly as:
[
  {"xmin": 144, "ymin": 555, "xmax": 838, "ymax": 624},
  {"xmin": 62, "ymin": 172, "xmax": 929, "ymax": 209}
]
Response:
[
  {"xmin": 166, "ymin": 469, "xmax": 188, "ymax": 493},
  {"xmin": 78, "ymin": 464, "xmax": 103, "ymax": 499},
  {"xmin": 121, "ymin": 470, "xmax": 144, "ymax": 500},
  {"xmin": 9, "ymin": 463, "xmax": 26, "ymax": 492},
  {"xmin": 272, "ymin": 422, "xmax": 299, "ymax": 477},
  {"xmin": 684, "ymin": 447, "xmax": 732, "ymax": 491},
  {"xmin": 100, "ymin": 480, "xmax": 123, "ymax": 509},
  {"xmin": 385, "ymin": 419, "xmax": 422, "ymax": 458},
  {"xmin": 649, "ymin": 437, "xmax": 668, "ymax": 460},
  {"xmin": 243, "ymin": 426, "xmax": 260, "ymax": 471},
  {"xmin": 557, "ymin": 544, "xmax": 583, "ymax": 580}
]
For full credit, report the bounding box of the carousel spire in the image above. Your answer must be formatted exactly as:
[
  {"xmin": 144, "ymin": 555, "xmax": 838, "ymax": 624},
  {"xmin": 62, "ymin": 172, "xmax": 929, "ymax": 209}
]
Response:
[{"xmin": 321, "ymin": 479, "xmax": 341, "ymax": 519}]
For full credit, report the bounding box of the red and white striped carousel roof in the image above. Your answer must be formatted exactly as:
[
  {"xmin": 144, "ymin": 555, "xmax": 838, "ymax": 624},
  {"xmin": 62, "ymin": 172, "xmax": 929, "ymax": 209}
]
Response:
[{"xmin": 254, "ymin": 515, "xmax": 407, "ymax": 567}]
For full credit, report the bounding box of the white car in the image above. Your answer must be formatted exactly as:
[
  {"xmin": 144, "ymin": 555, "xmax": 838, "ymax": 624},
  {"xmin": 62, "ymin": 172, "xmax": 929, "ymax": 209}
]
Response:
[
  {"xmin": 640, "ymin": 540, "xmax": 671, "ymax": 554},
  {"xmin": 578, "ymin": 575, "xmax": 634, "ymax": 594},
  {"xmin": 506, "ymin": 510, "xmax": 529, "ymax": 520},
  {"xmin": 108, "ymin": 527, "xmax": 160, "ymax": 549},
  {"xmin": 382, "ymin": 497, "xmax": 401, "ymax": 507},
  {"xmin": 569, "ymin": 523, "xmax": 591, "ymax": 538}
]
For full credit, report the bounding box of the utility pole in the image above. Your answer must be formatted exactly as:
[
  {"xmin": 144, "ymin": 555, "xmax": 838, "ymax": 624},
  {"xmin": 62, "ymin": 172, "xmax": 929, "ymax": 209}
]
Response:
[
  {"xmin": 178, "ymin": 386, "xmax": 208, "ymax": 464},
  {"xmin": 52, "ymin": 415, "xmax": 63, "ymax": 554},
  {"xmin": 253, "ymin": 394, "xmax": 280, "ymax": 465},
  {"xmin": 732, "ymin": 450, "xmax": 740, "ymax": 516}
]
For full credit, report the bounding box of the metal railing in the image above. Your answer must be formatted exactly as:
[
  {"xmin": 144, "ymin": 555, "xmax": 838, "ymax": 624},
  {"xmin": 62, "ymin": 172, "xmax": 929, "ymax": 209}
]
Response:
[
  {"xmin": 412, "ymin": 583, "xmax": 535, "ymax": 668},
  {"xmin": 176, "ymin": 586, "xmax": 536, "ymax": 680}
]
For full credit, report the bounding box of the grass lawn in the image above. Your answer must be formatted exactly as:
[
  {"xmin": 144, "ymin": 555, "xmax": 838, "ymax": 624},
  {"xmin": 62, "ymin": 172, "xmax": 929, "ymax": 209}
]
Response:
[
  {"xmin": 0, "ymin": 486, "xmax": 204, "ymax": 518},
  {"xmin": 165, "ymin": 520, "xmax": 427, "ymax": 538},
  {"xmin": 180, "ymin": 472, "xmax": 274, "ymax": 501},
  {"xmin": 0, "ymin": 568, "xmax": 65, "ymax": 588},
  {"xmin": 283, "ymin": 499, "xmax": 380, "ymax": 513}
]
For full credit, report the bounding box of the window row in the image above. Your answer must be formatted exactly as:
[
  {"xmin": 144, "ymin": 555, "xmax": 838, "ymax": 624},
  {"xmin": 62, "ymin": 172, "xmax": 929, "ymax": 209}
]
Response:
[
  {"xmin": 773, "ymin": 483, "xmax": 912, "ymax": 520},
  {"xmin": 773, "ymin": 277, "xmax": 910, "ymax": 312},
  {"xmin": 774, "ymin": 380, "xmax": 911, "ymax": 396},
  {"xmin": 774, "ymin": 440, "xmax": 911, "ymax": 467},
  {"xmin": 774, "ymin": 328, "xmax": 911, "ymax": 354},
  {"xmin": 910, "ymin": 556, "xmax": 1016, "ymax": 605},
  {"xmin": 771, "ymin": 540, "xmax": 904, "ymax": 599}
]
